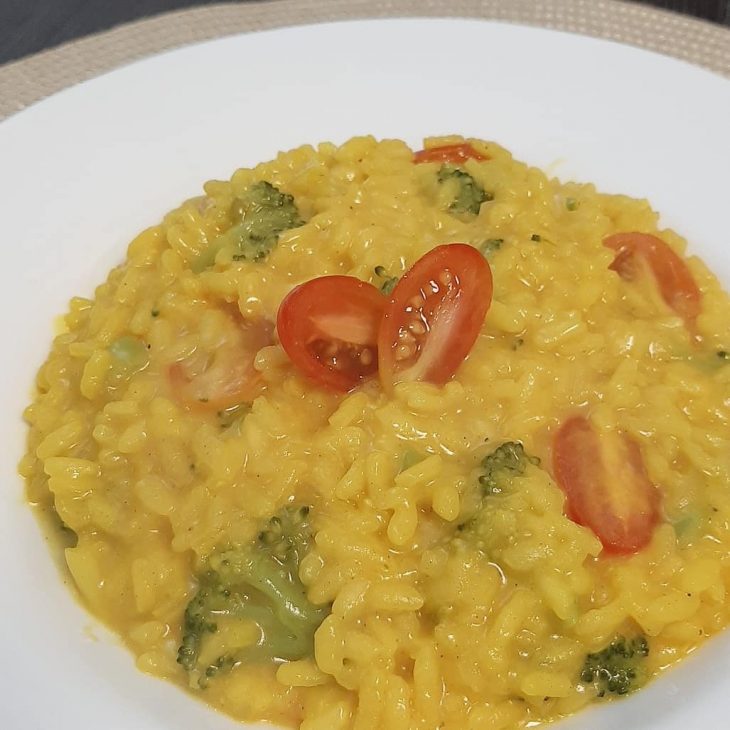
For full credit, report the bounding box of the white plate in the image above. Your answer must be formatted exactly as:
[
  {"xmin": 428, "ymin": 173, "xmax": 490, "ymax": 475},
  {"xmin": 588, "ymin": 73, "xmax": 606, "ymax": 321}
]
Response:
[{"xmin": 1, "ymin": 18, "xmax": 729, "ymax": 730}]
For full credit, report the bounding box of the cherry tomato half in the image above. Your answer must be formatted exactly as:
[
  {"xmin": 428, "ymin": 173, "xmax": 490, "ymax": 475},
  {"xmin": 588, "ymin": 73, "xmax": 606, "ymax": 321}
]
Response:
[
  {"xmin": 604, "ymin": 232, "xmax": 701, "ymax": 329},
  {"xmin": 169, "ymin": 314, "xmax": 273, "ymax": 410},
  {"xmin": 378, "ymin": 244, "xmax": 493, "ymax": 388},
  {"xmin": 277, "ymin": 276, "xmax": 386, "ymax": 392},
  {"xmin": 553, "ymin": 415, "xmax": 660, "ymax": 554},
  {"xmin": 413, "ymin": 143, "xmax": 488, "ymax": 164}
]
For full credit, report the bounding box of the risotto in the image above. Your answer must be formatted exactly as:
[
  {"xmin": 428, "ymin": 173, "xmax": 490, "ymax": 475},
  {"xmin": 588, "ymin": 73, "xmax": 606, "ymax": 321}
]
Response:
[{"xmin": 20, "ymin": 136, "xmax": 730, "ymax": 729}]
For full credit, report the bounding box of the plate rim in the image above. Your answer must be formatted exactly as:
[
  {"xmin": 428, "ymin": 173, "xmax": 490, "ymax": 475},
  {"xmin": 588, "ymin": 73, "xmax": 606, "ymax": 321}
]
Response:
[{"xmin": 1, "ymin": 0, "xmax": 729, "ymax": 121}]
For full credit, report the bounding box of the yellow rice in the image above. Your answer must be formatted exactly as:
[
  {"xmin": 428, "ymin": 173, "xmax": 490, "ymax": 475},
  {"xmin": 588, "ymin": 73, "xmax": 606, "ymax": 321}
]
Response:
[{"xmin": 20, "ymin": 136, "xmax": 730, "ymax": 729}]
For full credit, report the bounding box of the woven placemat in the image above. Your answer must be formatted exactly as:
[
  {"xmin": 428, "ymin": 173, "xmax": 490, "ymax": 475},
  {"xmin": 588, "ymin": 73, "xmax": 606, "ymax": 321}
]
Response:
[{"xmin": 1, "ymin": 0, "xmax": 729, "ymax": 121}]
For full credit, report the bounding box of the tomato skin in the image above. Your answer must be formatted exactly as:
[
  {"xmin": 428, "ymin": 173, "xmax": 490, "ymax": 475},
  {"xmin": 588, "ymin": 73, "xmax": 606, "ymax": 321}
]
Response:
[
  {"xmin": 378, "ymin": 244, "xmax": 493, "ymax": 388},
  {"xmin": 413, "ymin": 143, "xmax": 488, "ymax": 164},
  {"xmin": 553, "ymin": 415, "xmax": 660, "ymax": 554},
  {"xmin": 277, "ymin": 276, "xmax": 386, "ymax": 392},
  {"xmin": 169, "ymin": 315, "xmax": 273, "ymax": 410},
  {"xmin": 604, "ymin": 232, "xmax": 701, "ymax": 328}
]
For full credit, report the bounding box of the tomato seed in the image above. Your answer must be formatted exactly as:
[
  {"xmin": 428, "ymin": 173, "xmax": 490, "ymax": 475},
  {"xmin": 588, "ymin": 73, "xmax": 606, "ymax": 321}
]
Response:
[{"xmin": 395, "ymin": 344, "xmax": 414, "ymax": 361}]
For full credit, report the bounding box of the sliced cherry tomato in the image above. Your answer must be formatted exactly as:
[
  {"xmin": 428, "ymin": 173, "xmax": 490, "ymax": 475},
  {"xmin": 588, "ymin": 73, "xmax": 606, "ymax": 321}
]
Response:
[
  {"xmin": 604, "ymin": 232, "xmax": 701, "ymax": 329},
  {"xmin": 413, "ymin": 143, "xmax": 488, "ymax": 164},
  {"xmin": 378, "ymin": 244, "xmax": 493, "ymax": 388},
  {"xmin": 169, "ymin": 314, "xmax": 273, "ymax": 410},
  {"xmin": 277, "ymin": 276, "xmax": 386, "ymax": 392},
  {"xmin": 553, "ymin": 415, "xmax": 660, "ymax": 554}
]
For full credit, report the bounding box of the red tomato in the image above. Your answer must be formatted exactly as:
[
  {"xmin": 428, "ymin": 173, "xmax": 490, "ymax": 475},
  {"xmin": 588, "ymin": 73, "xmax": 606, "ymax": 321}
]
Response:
[
  {"xmin": 169, "ymin": 315, "xmax": 273, "ymax": 410},
  {"xmin": 277, "ymin": 276, "xmax": 386, "ymax": 392},
  {"xmin": 553, "ymin": 415, "xmax": 660, "ymax": 554},
  {"xmin": 378, "ymin": 244, "xmax": 493, "ymax": 388},
  {"xmin": 604, "ymin": 232, "xmax": 701, "ymax": 329},
  {"xmin": 413, "ymin": 143, "xmax": 488, "ymax": 164}
]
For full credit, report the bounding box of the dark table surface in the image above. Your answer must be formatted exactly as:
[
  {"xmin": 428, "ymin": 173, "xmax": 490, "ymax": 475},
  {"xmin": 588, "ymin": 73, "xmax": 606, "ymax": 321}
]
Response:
[{"xmin": 1, "ymin": 0, "xmax": 729, "ymax": 67}]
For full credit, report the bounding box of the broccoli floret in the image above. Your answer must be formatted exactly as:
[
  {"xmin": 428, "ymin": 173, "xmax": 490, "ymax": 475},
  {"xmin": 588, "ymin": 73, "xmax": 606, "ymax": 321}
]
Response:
[
  {"xmin": 194, "ymin": 181, "xmax": 304, "ymax": 270},
  {"xmin": 176, "ymin": 570, "xmax": 233, "ymax": 674},
  {"xmin": 580, "ymin": 635, "xmax": 650, "ymax": 697},
  {"xmin": 374, "ymin": 265, "xmax": 399, "ymax": 295},
  {"xmin": 177, "ymin": 505, "xmax": 328, "ymax": 686},
  {"xmin": 437, "ymin": 164, "xmax": 492, "ymax": 217},
  {"xmin": 455, "ymin": 441, "xmax": 540, "ymax": 536},
  {"xmin": 228, "ymin": 181, "xmax": 304, "ymax": 262},
  {"xmin": 478, "ymin": 441, "xmax": 540, "ymax": 495}
]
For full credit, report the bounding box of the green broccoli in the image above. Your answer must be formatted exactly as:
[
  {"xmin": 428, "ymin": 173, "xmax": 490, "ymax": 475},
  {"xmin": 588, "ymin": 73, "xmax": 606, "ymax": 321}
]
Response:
[
  {"xmin": 437, "ymin": 164, "xmax": 492, "ymax": 218},
  {"xmin": 176, "ymin": 570, "xmax": 234, "ymax": 674},
  {"xmin": 177, "ymin": 505, "xmax": 328, "ymax": 686},
  {"xmin": 580, "ymin": 635, "xmax": 649, "ymax": 697},
  {"xmin": 478, "ymin": 441, "xmax": 540, "ymax": 496},
  {"xmin": 228, "ymin": 181, "xmax": 304, "ymax": 262},
  {"xmin": 194, "ymin": 181, "xmax": 304, "ymax": 270},
  {"xmin": 374, "ymin": 265, "xmax": 399, "ymax": 295}
]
